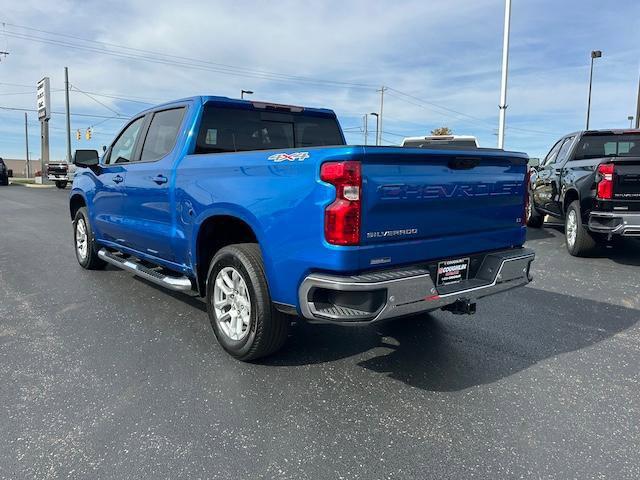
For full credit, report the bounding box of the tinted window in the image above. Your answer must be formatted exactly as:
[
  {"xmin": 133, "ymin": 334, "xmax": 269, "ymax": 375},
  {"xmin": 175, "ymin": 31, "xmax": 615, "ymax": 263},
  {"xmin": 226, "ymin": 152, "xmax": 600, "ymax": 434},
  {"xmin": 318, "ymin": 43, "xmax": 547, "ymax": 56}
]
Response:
[
  {"xmin": 574, "ymin": 133, "xmax": 640, "ymax": 160},
  {"xmin": 556, "ymin": 136, "xmax": 575, "ymax": 163},
  {"xmin": 195, "ymin": 104, "xmax": 344, "ymax": 154},
  {"xmin": 541, "ymin": 140, "xmax": 563, "ymax": 167},
  {"xmin": 140, "ymin": 108, "xmax": 185, "ymax": 162},
  {"xmin": 107, "ymin": 117, "xmax": 144, "ymax": 164}
]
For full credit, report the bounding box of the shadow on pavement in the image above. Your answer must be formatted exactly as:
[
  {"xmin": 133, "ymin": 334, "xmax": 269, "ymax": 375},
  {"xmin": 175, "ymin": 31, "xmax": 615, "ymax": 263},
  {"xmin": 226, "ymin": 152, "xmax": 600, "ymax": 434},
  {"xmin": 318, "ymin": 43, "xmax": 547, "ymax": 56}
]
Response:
[{"xmin": 264, "ymin": 287, "xmax": 639, "ymax": 392}]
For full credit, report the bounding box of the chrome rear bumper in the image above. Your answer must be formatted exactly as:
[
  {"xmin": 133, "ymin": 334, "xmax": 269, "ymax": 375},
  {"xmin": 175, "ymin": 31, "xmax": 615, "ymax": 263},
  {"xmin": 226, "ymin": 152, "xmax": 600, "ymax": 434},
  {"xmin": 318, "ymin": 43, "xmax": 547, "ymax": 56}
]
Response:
[
  {"xmin": 589, "ymin": 211, "xmax": 640, "ymax": 236},
  {"xmin": 299, "ymin": 248, "xmax": 535, "ymax": 324}
]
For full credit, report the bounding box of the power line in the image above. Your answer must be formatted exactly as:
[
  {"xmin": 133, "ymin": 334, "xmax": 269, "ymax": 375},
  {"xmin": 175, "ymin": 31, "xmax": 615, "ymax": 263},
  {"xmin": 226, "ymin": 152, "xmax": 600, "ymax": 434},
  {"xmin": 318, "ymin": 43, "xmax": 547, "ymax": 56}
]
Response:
[
  {"xmin": 70, "ymin": 83, "xmax": 125, "ymax": 116},
  {"xmin": 0, "ymin": 105, "xmax": 127, "ymax": 120},
  {"xmin": 1, "ymin": 24, "xmax": 376, "ymax": 90}
]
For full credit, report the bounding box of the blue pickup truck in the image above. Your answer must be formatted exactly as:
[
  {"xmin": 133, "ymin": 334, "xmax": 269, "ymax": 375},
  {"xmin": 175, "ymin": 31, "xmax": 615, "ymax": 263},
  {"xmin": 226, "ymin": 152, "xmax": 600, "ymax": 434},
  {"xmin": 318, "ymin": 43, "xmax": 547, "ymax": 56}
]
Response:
[{"xmin": 69, "ymin": 96, "xmax": 534, "ymax": 360}]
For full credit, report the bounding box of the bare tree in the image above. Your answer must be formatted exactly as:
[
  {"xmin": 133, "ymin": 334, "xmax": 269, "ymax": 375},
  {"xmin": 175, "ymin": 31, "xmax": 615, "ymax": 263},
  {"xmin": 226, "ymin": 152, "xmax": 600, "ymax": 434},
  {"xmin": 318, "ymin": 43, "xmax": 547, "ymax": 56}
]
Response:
[{"xmin": 430, "ymin": 127, "xmax": 453, "ymax": 136}]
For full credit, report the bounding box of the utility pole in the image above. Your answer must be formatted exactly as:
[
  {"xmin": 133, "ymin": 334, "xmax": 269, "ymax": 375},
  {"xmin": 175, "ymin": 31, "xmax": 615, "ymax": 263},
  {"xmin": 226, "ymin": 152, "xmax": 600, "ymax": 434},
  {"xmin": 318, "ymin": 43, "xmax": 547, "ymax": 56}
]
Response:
[
  {"xmin": 65, "ymin": 67, "xmax": 72, "ymax": 163},
  {"xmin": 377, "ymin": 86, "xmax": 386, "ymax": 146},
  {"xmin": 586, "ymin": 50, "xmax": 602, "ymax": 130},
  {"xmin": 497, "ymin": 0, "xmax": 512, "ymax": 150},
  {"xmin": 24, "ymin": 113, "xmax": 30, "ymax": 178},
  {"xmin": 635, "ymin": 71, "xmax": 640, "ymax": 129}
]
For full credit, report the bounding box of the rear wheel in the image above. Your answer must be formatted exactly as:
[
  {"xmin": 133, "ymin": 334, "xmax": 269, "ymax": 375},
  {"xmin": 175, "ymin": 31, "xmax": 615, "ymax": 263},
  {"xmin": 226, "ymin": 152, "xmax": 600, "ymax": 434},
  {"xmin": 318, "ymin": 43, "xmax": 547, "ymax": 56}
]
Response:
[
  {"xmin": 206, "ymin": 243, "xmax": 289, "ymax": 361},
  {"xmin": 73, "ymin": 207, "xmax": 106, "ymax": 270},
  {"xmin": 55, "ymin": 181, "xmax": 68, "ymax": 189},
  {"xmin": 565, "ymin": 200, "xmax": 597, "ymax": 256},
  {"xmin": 0, "ymin": 175, "xmax": 8, "ymax": 186}
]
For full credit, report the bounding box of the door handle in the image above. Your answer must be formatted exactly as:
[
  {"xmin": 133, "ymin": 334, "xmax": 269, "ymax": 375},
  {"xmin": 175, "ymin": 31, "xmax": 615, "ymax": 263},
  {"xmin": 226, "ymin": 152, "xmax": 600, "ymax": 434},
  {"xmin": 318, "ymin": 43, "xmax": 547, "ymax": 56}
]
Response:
[
  {"xmin": 113, "ymin": 175, "xmax": 124, "ymax": 184},
  {"xmin": 153, "ymin": 174, "xmax": 168, "ymax": 185}
]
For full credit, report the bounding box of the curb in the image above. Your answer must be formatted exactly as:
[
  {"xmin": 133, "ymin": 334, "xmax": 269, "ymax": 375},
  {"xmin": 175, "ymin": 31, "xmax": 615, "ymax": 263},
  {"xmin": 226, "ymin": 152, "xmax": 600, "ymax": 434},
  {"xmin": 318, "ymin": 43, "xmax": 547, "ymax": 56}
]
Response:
[{"xmin": 10, "ymin": 182, "xmax": 56, "ymax": 189}]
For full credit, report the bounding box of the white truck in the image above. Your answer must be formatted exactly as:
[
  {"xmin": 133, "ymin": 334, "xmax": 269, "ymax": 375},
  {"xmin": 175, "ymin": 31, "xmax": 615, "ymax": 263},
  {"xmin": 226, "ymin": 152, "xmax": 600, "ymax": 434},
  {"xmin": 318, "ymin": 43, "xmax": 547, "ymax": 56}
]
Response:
[
  {"xmin": 47, "ymin": 161, "xmax": 77, "ymax": 189},
  {"xmin": 401, "ymin": 135, "xmax": 479, "ymax": 149}
]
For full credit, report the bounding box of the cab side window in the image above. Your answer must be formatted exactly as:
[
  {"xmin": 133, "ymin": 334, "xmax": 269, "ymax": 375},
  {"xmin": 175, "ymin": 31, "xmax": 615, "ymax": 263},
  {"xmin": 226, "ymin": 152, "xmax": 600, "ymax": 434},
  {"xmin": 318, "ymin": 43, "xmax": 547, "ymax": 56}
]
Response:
[
  {"xmin": 139, "ymin": 108, "xmax": 186, "ymax": 162},
  {"xmin": 541, "ymin": 139, "xmax": 563, "ymax": 167},
  {"xmin": 105, "ymin": 117, "xmax": 144, "ymax": 165},
  {"xmin": 556, "ymin": 136, "xmax": 575, "ymax": 164}
]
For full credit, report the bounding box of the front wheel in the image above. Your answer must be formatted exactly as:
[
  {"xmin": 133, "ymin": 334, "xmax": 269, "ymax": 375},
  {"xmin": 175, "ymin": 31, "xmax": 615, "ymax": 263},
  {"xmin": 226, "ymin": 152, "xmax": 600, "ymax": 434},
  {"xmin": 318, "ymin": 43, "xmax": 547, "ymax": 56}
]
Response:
[
  {"xmin": 206, "ymin": 243, "xmax": 289, "ymax": 361},
  {"xmin": 55, "ymin": 181, "xmax": 68, "ymax": 189},
  {"xmin": 565, "ymin": 201, "xmax": 597, "ymax": 256},
  {"xmin": 73, "ymin": 207, "xmax": 106, "ymax": 269}
]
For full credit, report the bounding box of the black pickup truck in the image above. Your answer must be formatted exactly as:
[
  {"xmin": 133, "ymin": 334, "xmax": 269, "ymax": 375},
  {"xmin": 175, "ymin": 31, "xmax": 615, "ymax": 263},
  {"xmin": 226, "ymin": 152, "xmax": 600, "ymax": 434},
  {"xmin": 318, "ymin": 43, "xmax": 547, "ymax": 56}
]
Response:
[{"xmin": 528, "ymin": 129, "xmax": 640, "ymax": 256}]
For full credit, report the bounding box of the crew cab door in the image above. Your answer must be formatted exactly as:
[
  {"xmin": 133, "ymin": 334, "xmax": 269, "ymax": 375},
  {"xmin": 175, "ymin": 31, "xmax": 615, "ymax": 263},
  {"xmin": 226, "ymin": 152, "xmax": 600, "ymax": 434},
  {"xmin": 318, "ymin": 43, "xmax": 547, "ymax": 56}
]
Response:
[
  {"xmin": 119, "ymin": 107, "xmax": 186, "ymax": 262},
  {"xmin": 92, "ymin": 116, "xmax": 144, "ymax": 243},
  {"xmin": 532, "ymin": 136, "xmax": 574, "ymax": 216}
]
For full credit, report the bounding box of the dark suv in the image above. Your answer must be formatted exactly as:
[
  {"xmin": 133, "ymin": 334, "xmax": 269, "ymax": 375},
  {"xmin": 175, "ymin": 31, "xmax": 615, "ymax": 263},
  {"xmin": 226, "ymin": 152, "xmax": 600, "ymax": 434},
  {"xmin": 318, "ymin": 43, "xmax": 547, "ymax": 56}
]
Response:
[
  {"xmin": 528, "ymin": 130, "xmax": 640, "ymax": 256},
  {"xmin": 0, "ymin": 158, "xmax": 10, "ymax": 186}
]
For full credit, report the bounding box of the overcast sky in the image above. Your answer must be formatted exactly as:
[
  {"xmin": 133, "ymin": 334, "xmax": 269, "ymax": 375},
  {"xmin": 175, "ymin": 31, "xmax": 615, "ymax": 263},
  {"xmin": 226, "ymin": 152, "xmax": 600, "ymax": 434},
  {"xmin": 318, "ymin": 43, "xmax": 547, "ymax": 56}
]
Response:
[{"xmin": 1, "ymin": 0, "xmax": 639, "ymax": 161}]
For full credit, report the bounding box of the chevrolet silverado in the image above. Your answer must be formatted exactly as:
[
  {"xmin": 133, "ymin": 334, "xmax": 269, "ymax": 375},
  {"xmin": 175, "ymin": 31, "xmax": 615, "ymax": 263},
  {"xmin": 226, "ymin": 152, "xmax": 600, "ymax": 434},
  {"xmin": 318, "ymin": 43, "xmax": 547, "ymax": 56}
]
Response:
[{"xmin": 69, "ymin": 96, "xmax": 535, "ymax": 360}]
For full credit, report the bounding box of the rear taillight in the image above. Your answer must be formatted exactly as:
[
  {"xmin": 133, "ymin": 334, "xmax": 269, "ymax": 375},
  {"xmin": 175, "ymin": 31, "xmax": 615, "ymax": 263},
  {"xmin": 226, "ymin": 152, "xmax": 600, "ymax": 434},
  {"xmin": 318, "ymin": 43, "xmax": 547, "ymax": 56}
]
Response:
[
  {"xmin": 320, "ymin": 161, "xmax": 361, "ymax": 245},
  {"xmin": 596, "ymin": 163, "xmax": 615, "ymax": 200}
]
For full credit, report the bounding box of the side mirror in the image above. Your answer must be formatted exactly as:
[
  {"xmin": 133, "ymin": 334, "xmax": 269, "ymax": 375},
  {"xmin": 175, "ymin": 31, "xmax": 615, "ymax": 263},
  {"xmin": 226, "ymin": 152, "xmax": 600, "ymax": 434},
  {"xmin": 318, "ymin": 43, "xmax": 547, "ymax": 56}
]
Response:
[
  {"xmin": 7, "ymin": 169, "xmax": 13, "ymax": 178},
  {"xmin": 73, "ymin": 149, "xmax": 99, "ymax": 168}
]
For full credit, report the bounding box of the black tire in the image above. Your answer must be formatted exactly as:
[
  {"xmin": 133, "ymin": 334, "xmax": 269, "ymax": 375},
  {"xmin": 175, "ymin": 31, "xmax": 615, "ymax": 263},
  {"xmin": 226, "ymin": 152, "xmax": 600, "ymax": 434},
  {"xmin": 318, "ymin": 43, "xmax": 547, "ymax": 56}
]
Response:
[
  {"xmin": 0, "ymin": 175, "xmax": 8, "ymax": 186},
  {"xmin": 73, "ymin": 207, "xmax": 107, "ymax": 270},
  {"xmin": 206, "ymin": 243, "xmax": 289, "ymax": 361},
  {"xmin": 565, "ymin": 200, "xmax": 597, "ymax": 256},
  {"xmin": 526, "ymin": 194, "xmax": 544, "ymax": 228},
  {"xmin": 55, "ymin": 181, "xmax": 68, "ymax": 189}
]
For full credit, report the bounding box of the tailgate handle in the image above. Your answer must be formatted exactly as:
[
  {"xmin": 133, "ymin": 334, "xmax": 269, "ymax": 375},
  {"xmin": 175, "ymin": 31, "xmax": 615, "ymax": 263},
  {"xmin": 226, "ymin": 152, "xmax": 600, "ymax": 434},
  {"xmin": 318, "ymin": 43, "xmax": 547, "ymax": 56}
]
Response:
[{"xmin": 448, "ymin": 157, "xmax": 480, "ymax": 170}]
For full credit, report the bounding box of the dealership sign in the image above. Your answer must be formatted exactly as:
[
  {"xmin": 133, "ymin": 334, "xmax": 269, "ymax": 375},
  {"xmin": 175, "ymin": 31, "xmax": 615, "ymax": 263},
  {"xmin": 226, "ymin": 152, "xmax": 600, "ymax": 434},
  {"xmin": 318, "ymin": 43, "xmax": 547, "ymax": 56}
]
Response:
[{"xmin": 36, "ymin": 77, "xmax": 51, "ymax": 120}]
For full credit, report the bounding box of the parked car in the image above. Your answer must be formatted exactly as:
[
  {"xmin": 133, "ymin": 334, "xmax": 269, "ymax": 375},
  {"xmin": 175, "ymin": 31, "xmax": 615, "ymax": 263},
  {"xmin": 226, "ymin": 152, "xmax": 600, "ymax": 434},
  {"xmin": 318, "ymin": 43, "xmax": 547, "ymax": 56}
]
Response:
[
  {"xmin": 69, "ymin": 96, "xmax": 534, "ymax": 360},
  {"xmin": 47, "ymin": 160, "xmax": 76, "ymax": 188},
  {"xmin": 401, "ymin": 135, "xmax": 479, "ymax": 149},
  {"xmin": 527, "ymin": 129, "xmax": 640, "ymax": 255},
  {"xmin": 0, "ymin": 158, "xmax": 11, "ymax": 186}
]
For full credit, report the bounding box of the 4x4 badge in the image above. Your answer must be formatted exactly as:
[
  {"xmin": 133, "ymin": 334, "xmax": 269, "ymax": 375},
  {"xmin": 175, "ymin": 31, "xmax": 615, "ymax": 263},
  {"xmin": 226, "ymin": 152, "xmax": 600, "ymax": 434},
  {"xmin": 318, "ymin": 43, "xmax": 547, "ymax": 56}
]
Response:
[{"xmin": 268, "ymin": 152, "xmax": 309, "ymax": 162}]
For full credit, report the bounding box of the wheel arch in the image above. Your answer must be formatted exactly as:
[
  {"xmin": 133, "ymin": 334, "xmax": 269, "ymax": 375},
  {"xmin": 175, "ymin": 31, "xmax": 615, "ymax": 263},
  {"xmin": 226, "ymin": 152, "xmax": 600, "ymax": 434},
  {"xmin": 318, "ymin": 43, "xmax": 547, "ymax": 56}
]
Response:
[
  {"xmin": 69, "ymin": 192, "xmax": 87, "ymax": 220},
  {"xmin": 562, "ymin": 188, "xmax": 580, "ymax": 217},
  {"xmin": 193, "ymin": 209, "xmax": 272, "ymax": 297}
]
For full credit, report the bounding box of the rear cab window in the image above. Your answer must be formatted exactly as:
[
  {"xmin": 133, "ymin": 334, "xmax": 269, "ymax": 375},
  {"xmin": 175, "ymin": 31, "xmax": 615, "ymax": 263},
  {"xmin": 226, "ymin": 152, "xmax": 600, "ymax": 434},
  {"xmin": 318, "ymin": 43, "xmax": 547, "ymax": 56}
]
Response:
[
  {"xmin": 195, "ymin": 103, "xmax": 345, "ymax": 154},
  {"xmin": 140, "ymin": 108, "xmax": 186, "ymax": 162},
  {"xmin": 574, "ymin": 133, "xmax": 640, "ymax": 159}
]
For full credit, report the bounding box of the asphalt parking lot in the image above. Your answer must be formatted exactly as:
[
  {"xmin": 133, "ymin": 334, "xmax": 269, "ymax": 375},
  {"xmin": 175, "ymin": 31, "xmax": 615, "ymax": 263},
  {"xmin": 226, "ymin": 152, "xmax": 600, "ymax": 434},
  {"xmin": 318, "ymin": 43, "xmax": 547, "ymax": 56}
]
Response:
[{"xmin": 1, "ymin": 185, "xmax": 639, "ymax": 479}]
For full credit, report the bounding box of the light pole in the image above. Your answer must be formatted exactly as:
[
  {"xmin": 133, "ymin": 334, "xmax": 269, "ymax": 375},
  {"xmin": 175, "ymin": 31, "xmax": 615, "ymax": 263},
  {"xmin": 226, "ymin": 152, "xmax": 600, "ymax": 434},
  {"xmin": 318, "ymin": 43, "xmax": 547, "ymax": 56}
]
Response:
[
  {"xmin": 370, "ymin": 112, "xmax": 380, "ymax": 146},
  {"xmin": 497, "ymin": 0, "xmax": 512, "ymax": 150},
  {"xmin": 241, "ymin": 89, "xmax": 253, "ymax": 99},
  {"xmin": 586, "ymin": 50, "xmax": 602, "ymax": 130},
  {"xmin": 628, "ymin": 116, "xmax": 634, "ymax": 128}
]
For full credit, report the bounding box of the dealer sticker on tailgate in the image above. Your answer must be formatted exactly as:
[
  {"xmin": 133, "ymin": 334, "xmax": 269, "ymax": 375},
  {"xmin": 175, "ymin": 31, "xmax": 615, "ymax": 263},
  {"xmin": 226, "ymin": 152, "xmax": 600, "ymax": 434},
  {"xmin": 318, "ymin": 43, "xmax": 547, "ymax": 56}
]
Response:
[{"xmin": 436, "ymin": 257, "xmax": 470, "ymax": 286}]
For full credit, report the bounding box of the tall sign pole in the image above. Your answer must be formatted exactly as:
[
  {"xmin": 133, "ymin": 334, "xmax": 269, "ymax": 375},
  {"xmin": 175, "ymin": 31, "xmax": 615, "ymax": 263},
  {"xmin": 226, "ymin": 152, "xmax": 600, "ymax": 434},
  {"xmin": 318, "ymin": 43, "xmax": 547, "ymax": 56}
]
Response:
[
  {"xmin": 497, "ymin": 0, "xmax": 512, "ymax": 149},
  {"xmin": 37, "ymin": 77, "xmax": 51, "ymax": 183},
  {"xmin": 64, "ymin": 67, "xmax": 72, "ymax": 163}
]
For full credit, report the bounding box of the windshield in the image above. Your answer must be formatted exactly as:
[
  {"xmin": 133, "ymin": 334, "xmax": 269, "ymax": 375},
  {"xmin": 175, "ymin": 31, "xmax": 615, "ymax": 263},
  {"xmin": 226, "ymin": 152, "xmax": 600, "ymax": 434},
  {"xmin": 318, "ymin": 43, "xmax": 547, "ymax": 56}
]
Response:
[
  {"xmin": 195, "ymin": 104, "xmax": 345, "ymax": 154},
  {"xmin": 574, "ymin": 133, "xmax": 640, "ymax": 160}
]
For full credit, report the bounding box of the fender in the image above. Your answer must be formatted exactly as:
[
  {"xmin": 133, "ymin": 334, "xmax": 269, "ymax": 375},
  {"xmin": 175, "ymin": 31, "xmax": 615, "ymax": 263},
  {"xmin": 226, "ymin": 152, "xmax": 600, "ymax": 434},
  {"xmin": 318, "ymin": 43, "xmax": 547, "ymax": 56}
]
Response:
[{"xmin": 190, "ymin": 203, "xmax": 278, "ymax": 298}]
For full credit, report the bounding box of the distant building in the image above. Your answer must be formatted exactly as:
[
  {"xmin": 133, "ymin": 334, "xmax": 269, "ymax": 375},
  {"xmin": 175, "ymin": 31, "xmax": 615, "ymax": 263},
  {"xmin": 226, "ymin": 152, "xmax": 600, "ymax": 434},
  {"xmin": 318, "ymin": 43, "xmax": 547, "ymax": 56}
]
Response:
[{"xmin": 0, "ymin": 158, "xmax": 56, "ymax": 178}]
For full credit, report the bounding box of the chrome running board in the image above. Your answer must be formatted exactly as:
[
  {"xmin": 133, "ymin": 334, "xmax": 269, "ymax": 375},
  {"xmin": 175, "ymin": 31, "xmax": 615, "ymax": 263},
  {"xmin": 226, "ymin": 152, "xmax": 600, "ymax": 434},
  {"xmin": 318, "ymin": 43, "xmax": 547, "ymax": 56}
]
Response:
[{"xmin": 98, "ymin": 248, "xmax": 193, "ymax": 292}]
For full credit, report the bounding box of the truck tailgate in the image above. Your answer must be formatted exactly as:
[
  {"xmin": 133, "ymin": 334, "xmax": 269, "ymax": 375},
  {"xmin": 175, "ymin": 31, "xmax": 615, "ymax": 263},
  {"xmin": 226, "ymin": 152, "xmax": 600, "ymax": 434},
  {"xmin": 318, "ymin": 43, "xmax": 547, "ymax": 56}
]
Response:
[{"xmin": 360, "ymin": 149, "xmax": 527, "ymax": 248}]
